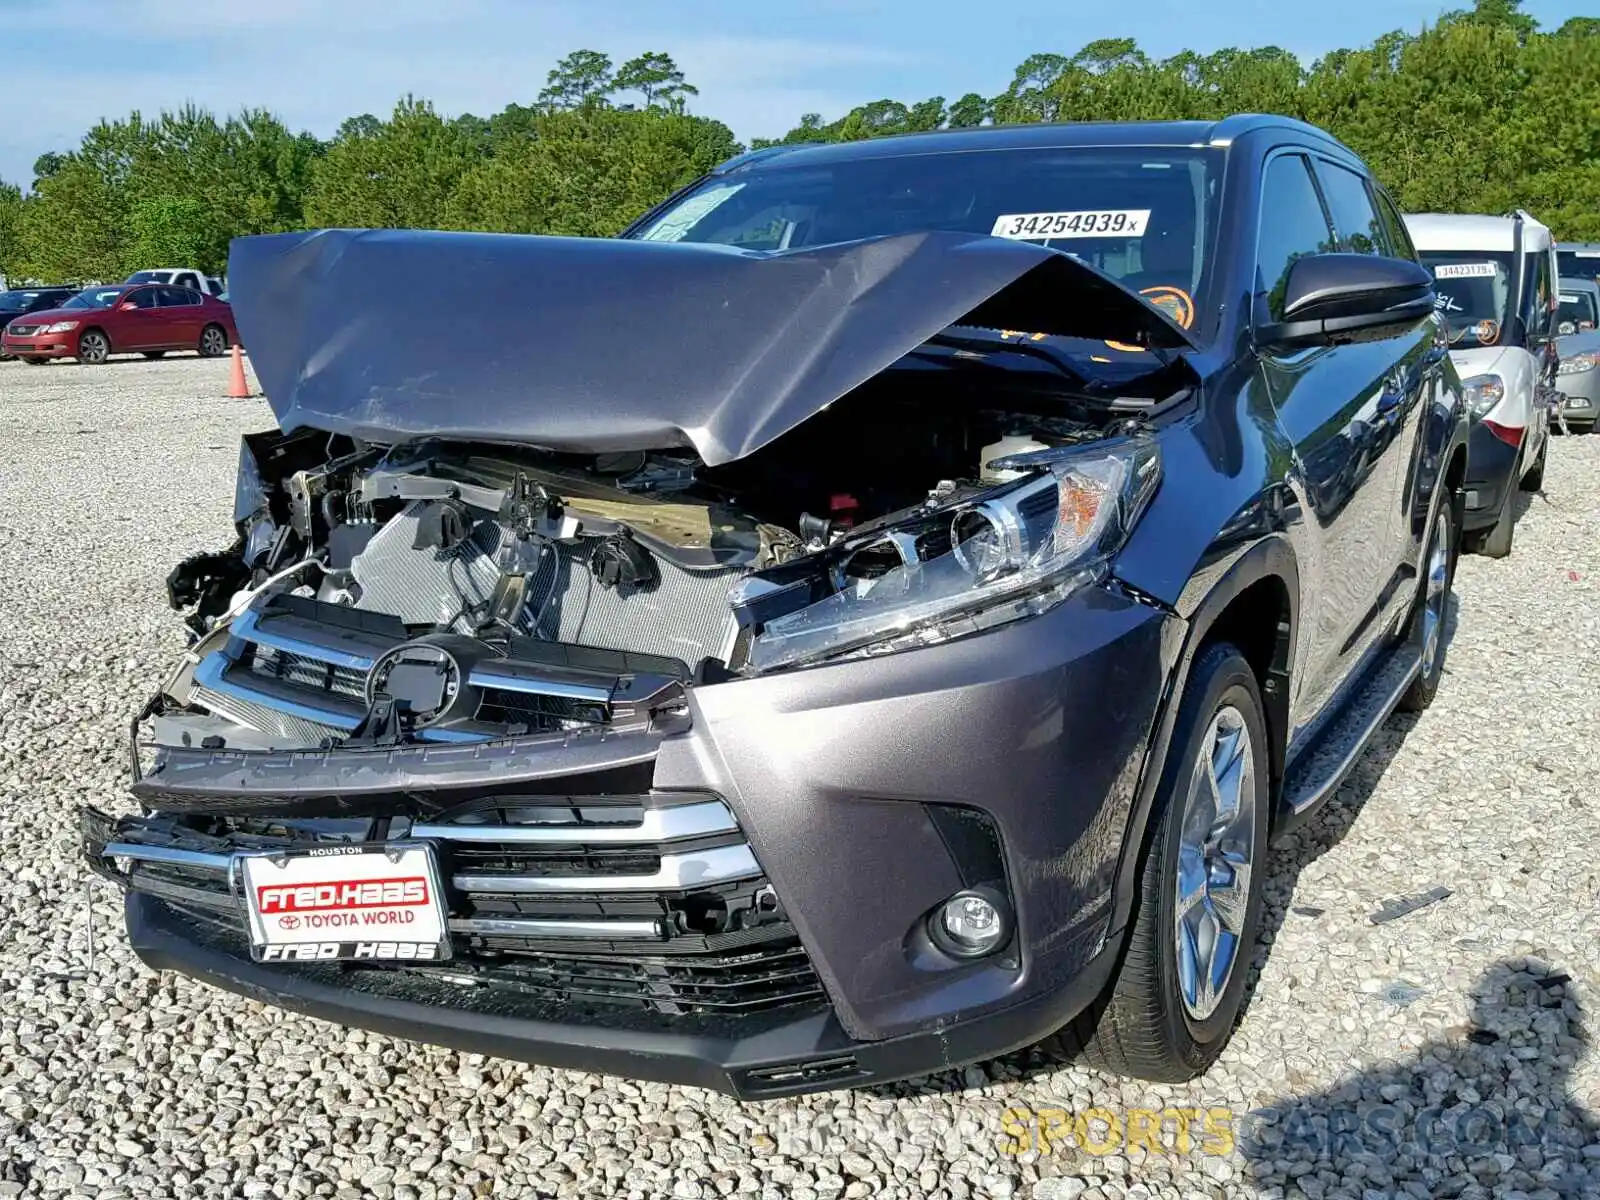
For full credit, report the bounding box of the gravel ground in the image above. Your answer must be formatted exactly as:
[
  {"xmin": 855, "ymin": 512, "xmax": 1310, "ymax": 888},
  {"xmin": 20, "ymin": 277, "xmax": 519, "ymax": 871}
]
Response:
[{"xmin": 1, "ymin": 355, "xmax": 1597, "ymax": 1200}]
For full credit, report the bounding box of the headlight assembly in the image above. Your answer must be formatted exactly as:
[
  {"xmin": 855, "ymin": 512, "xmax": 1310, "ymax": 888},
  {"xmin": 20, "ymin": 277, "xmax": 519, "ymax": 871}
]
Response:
[
  {"xmin": 1558, "ymin": 353, "xmax": 1597, "ymax": 377},
  {"xmin": 737, "ymin": 433, "xmax": 1161, "ymax": 673},
  {"xmin": 1461, "ymin": 373, "xmax": 1505, "ymax": 418},
  {"xmin": 42, "ymin": 321, "xmax": 79, "ymax": 334}
]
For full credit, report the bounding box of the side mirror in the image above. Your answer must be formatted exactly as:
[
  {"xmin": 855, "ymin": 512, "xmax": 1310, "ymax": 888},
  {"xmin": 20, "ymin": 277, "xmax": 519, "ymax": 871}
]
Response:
[
  {"xmin": 1259, "ymin": 253, "xmax": 1436, "ymax": 349},
  {"xmin": 119, "ymin": 301, "xmax": 138, "ymax": 311}
]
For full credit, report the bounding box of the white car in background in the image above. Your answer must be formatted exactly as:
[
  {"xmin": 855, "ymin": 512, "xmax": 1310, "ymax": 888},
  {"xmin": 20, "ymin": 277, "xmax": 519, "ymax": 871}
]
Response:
[
  {"xmin": 1404, "ymin": 211, "xmax": 1559, "ymax": 557},
  {"xmin": 124, "ymin": 268, "xmax": 225, "ymax": 296}
]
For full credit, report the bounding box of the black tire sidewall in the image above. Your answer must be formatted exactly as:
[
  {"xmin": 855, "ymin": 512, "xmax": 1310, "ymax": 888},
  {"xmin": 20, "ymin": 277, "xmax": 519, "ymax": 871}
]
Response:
[
  {"xmin": 200, "ymin": 325, "xmax": 227, "ymax": 356},
  {"xmin": 1143, "ymin": 646, "xmax": 1271, "ymax": 1058}
]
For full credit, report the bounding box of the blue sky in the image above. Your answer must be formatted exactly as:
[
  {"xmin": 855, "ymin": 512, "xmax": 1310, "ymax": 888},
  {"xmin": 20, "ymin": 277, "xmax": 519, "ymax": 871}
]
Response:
[{"xmin": 3, "ymin": 0, "xmax": 1589, "ymax": 188}]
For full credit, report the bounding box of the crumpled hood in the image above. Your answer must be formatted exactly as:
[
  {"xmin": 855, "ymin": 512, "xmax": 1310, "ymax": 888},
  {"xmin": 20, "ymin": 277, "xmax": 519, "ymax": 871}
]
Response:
[{"xmin": 227, "ymin": 227, "xmax": 1194, "ymax": 467}]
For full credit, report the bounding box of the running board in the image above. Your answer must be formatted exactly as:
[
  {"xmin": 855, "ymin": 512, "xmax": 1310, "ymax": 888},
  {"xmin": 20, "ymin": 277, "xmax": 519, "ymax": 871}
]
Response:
[{"xmin": 1275, "ymin": 642, "xmax": 1420, "ymax": 839}]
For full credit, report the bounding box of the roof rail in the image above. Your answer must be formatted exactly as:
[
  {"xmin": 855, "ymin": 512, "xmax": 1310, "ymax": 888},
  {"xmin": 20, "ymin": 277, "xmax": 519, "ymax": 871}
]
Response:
[{"xmin": 711, "ymin": 143, "xmax": 817, "ymax": 175}]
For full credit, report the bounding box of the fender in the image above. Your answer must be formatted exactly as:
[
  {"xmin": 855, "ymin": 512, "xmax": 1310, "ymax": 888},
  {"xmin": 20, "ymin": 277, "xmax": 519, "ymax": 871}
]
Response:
[{"xmin": 1103, "ymin": 532, "xmax": 1300, "ymax": 942}]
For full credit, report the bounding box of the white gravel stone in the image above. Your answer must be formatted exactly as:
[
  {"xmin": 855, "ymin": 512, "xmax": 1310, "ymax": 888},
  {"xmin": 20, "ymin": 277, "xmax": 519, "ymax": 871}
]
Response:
[{"xmin": 1, "ymin": 357, "xmax": 1598, "ymax": 1198}]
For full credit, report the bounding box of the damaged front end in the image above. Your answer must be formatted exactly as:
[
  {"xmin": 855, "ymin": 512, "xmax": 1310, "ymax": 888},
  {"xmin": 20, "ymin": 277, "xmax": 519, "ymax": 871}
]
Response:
[{"xmin": 87, "ymin": 227, "xmax": 1193, "ymax": 1093}]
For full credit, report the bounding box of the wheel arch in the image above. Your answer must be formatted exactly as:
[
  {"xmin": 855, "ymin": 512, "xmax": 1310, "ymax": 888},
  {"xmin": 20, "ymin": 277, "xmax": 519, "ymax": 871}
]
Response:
[{"xmin": 1105, "ymin": 535, "xmax": 1299, "ymax": 942}]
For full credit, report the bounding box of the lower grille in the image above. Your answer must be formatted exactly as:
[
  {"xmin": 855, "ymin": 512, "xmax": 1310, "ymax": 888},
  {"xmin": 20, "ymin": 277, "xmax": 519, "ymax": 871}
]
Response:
[{"xmin": 90, "ymin": 796, "xmax": 824, "ymax": 1019}]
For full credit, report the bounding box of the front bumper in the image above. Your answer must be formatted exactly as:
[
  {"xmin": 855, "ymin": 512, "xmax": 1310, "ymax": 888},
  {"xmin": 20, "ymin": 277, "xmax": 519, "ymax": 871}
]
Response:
[
  {"xmin": 1462, "ymin": 419, "xmax": 1521, "ymax": 531},
  {"xmin": 0, "ymin": 335, "xmax": 72, "ymax": 359},
  {"xmin": 1557, "ymin": 374, "xmax": 1600, "ymax": 428},
  {"xmin": 91, "ymin": 584, "xmax": 1175, "ymax": 1095},
  {"xmin": 126, "ymin": 892, "xmax": 1118, "ymax": 1099}
]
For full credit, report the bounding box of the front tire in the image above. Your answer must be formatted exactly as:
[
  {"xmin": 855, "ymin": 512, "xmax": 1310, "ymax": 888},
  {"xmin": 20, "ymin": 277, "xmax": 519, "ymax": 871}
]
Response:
[
  {"xmin": 198, "ymin": 324, "xmax": 228, "ymax": 357},
  {"xmin": 23, "ymin": 357, "xmax": 49, "ymax": 366},
  {"xmin": 75, "ymin": 329, "xmax": 109, "ymax": 365},
  {"xmin": 1397, "ymin": 499, "xmax": 1457, "ymax": 712},
  {"xmin": 141, "ymin": 350, "xmax": 166, "ymax": 360},
  {"xmin": 1467, "ymin": 491, "xmax": 1515, "ymax": 558},
  {"xmin": 1058, "ymin": 642, "xmax": 1269, "ymax": 1082}
]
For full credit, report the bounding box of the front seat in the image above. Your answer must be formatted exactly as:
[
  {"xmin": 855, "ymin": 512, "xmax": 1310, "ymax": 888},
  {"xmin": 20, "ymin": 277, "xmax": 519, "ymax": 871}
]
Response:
[{"xmin": 1119, "ymin": 208, "xmax": 1197, "ymax": 298}]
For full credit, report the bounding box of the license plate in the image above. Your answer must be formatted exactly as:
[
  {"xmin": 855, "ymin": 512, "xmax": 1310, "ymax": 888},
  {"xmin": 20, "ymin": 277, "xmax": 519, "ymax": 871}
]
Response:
[{"xmin": 239, "ymin": 843, "xmax": 450, "ymax": 963}]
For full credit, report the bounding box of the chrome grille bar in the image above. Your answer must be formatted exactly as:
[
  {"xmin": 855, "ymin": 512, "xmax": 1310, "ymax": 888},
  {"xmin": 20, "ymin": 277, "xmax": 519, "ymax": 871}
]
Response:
[
  {"xmin": 450, "ymin": 916, "xmax": 664, "ymax": 939},
  {"xmin": 104, "ymin": 842, "xmax": 230, "ymax": 872},
  {"xmin": 411, "ymin": 799, "xmax": 737, "ymax": 845},
  {"xmin": 454, "ymin": 844, "xmax": 762, "ymax": 893}
]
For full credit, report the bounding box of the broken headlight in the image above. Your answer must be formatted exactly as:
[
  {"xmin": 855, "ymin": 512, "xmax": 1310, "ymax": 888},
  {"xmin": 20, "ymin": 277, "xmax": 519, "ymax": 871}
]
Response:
[{"xmin": 743, "ymin": 434, "xmax": 1161, "ymax": 673}]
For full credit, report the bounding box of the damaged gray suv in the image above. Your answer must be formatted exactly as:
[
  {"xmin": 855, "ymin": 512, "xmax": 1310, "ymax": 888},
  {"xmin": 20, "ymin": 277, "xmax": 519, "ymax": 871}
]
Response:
[{"xmin": 86, "ymin": 115, "xmax": 1468, "ymax": 1098}]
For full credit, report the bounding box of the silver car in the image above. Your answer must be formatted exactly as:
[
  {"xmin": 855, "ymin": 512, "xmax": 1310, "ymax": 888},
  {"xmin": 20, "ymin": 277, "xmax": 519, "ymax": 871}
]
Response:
[{"xmin": 1556, "ymin": 277, "xmax": 1600, "ymax": 432}]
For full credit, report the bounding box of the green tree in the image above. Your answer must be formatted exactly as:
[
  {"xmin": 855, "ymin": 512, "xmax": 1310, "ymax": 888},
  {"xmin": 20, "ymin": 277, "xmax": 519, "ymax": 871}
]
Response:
[
  {"xmin": 539, "ymin": 50, "xmax": 616, "ymax": 109},
  {"xmin": 445, "ymin": 107, "xmax": 737, "ymax": 237},
  {"xmin": 615, "ymin": 52, "xmax": 698, "ymax": 109},
  {"xmin": 304, "ymin": 97, "xmax": 478, "ymax": 229},
  {"xmin": 15, "ymin": 157, "xmax": 127, "ymax": 281},
  {"xmin": 0, "ymin": 180, "xmax": 22, "ymax": 280}
]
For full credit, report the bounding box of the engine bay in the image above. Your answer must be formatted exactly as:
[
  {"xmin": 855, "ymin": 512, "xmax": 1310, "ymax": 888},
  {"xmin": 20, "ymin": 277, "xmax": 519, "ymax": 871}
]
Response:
[{"xmin": 153, "ymin": 348, "xmax": 1183, "ymax": 756}]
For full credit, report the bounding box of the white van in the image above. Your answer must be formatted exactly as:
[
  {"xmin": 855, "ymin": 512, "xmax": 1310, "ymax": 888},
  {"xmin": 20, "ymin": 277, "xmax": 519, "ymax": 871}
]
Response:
[{"xmin": 1403, "ymin": 211, "xmax": 1559, "ymax": 557}]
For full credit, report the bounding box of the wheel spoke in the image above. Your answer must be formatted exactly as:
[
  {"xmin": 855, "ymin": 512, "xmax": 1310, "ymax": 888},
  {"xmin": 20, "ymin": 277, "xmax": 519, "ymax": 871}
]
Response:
[{"xmin": 1171, "ymin": 701, "xmax": 1257, "ymax": 1022}]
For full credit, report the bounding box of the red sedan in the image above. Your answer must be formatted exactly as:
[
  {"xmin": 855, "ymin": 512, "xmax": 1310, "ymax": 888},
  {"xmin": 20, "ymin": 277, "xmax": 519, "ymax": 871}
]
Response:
[{"xmin": 1, "ymin": 283, "xmax": 240, "ymax": 365}]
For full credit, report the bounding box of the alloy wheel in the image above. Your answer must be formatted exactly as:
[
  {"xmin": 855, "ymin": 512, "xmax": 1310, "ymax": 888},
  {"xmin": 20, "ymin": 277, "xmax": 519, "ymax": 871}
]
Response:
[
  {"xmin": 201, "ymin": 327, "xmax": 227, "ymax": 356},
  {"xmin": 1421, "ymin": 508, "xmax": 1451, "ymax": 678},
  {"xmin": 79, "ymin": 332, "xmax": 108, "ymax": 364},
  {"xmin": 1173, "ymin": 704, "xmax": 1257, "ymax": 1021}
]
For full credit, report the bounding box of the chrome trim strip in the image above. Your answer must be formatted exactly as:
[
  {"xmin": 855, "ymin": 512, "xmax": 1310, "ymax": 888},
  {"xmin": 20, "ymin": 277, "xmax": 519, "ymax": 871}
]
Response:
[
  {"xmin": 454, "ymin": 843, "xmax": 761, "ymax": 893},
  {"xmin": 193, "ymin": 653, "xmax": 364, "ymax": 731},
  {"xmin": 413, "ymin": 800, "xmax": 737, "ymax": 845},
  {"xmin": 103, "ymin": 842, "xmax": 232, "ymax": 872},
  {"xmin": 450, "ymin": 916, "xmax": 664, "ymax": 939},
  {"xmin": 469, "ymin": 669, "xmax": 612, "ymax": 705},
  {"xmin": 231, "ymin": 608, "xmax": 379, "ymax": 671}
]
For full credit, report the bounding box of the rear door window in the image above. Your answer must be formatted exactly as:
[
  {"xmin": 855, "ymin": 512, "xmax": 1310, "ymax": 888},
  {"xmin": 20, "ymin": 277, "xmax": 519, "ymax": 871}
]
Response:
[
  {"xmin": 156, "ymin": 286, "xmax": 201, "ymax": 307},
  {"xmin": 1316, "ymin": 161, "xmax": 1384, "ymax": 255},
  {"xmin": 1256, "ymin": 154, "xmax": 1337, "ymax": 320},
  {"xmin": 1372, "ymin": 188, "xmax": 1416, "ymax": 260}
]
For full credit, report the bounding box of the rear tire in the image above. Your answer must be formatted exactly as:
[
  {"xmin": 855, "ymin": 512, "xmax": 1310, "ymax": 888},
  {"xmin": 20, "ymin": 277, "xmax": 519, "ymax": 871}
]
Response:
[
  {"xmin": 1047, "ymin": 642, "xmax": 1269, "ymax": 1082},
  {"xmin": 1397, "ymin": 499, "xmax": 1458, "ymax": 712},
  {"xmin": 198, "ymin": 324, "xmax": 228, "ymax": 357},
  {"xmin": 141, "ymin": 350, "xmax": 166, "ymax": 360}
]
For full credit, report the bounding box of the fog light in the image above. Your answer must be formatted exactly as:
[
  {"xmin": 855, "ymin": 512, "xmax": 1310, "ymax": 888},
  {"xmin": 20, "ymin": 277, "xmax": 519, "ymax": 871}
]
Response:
[{"xmin": 931, "ymin": 888, "xmax": 1011, "ymax": 958}]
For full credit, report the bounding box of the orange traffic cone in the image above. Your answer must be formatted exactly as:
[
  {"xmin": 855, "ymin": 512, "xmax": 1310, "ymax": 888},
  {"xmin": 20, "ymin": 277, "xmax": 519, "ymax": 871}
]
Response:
[{"xmin": 227, "ymin": 344, "xmax": 251, "ymax": 399}]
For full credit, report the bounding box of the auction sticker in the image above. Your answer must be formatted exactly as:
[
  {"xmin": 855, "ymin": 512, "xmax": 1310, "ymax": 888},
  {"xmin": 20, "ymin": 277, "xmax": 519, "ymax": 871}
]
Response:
[
  {"xmin": 990, "ymin": 209, "xmax": 1150, "ymax": 240},
  {"xmin": 239, "ymin": 843, "xmax": 450, "ymax": 963},
  {"xmin": 1432, "ymin": 262, "xmax": 1499, "ymax": 279}
]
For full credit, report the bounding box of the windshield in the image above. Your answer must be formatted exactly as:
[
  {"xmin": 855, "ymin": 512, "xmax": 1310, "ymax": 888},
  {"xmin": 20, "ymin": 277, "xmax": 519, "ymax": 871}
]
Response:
[
  {"xmin": 1419, "ymin": 251, "xmax": 1515, "ymax": 348},
  {"xmin": 1557, "ymin": 249, "xmax": 1600, "ymax": 283},
  {"xmin": 1558, "ymin": 288, "xmax": 1597, "ymax": 335},
  {"xmin": 629, "ymin": 147, "xmax": 1223, "ymax": 337},
  {"xmin": 62, "ymin": 287, "xmax": 128, "ymax": 310}
]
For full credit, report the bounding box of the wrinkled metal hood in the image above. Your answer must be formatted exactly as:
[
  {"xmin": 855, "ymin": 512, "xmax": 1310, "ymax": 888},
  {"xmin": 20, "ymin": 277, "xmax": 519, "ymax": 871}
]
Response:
[{"xmin": 228, "ymin": 227, "xmax": 1194, "ymax": 467}]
